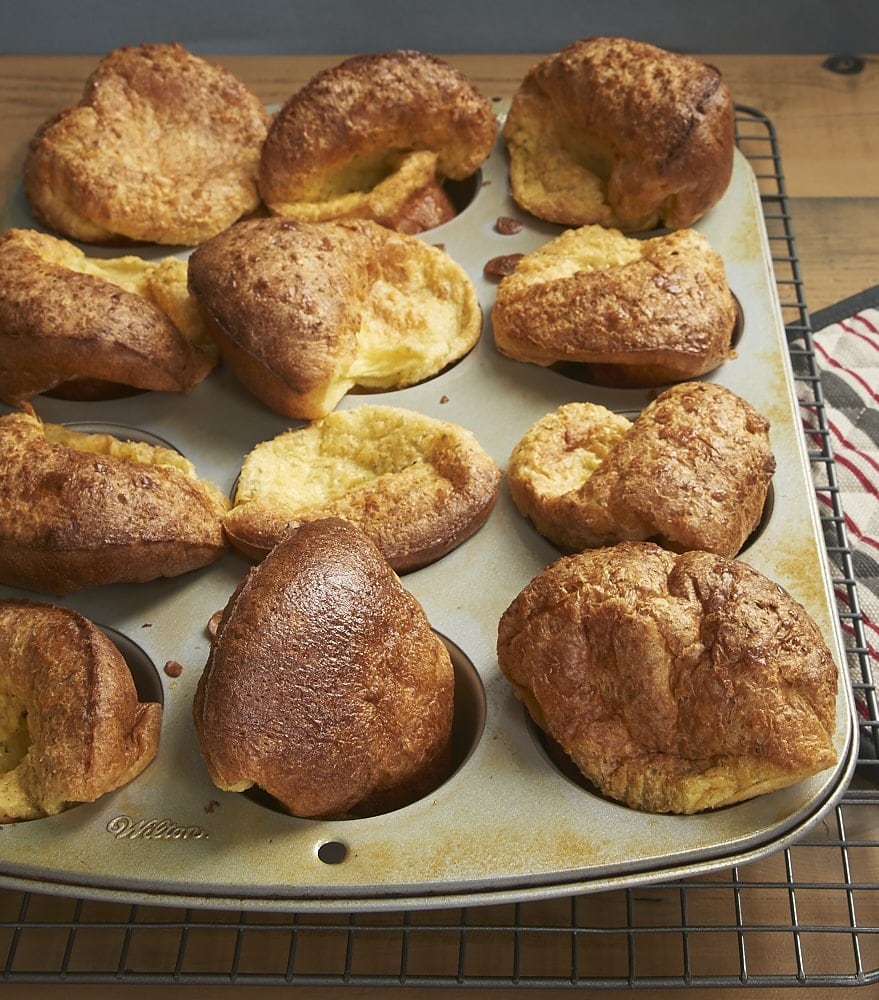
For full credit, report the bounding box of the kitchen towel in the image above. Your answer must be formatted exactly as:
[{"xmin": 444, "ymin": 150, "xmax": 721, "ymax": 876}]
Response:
[{"xmin": 794, "ymin": 285, "xmax": 879, "ymax": 756}]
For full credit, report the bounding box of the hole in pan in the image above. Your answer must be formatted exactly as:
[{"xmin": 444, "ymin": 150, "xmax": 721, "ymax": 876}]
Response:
[
  {"xmin": 316, "ymin": 840, "xmax": 349, "ymax": 865},
  {"xmin": 443, "ymin": 168, "xmax": 483, "ymax": 218}
]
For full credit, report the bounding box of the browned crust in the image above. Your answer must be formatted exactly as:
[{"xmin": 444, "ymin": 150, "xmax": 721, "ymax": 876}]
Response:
[
  {"xmin": 0, "ymin": 598, "xmax": 162, "ymax": 821},
  {"xmin": 497, "ymin": 542, "xmax": 838, "ymax": 814},
  {"xmin": 23, "ymin": 43, "xmax": 268, "ymax": 245},
  {"xmin": 188, "ymin": 217, "xmax": 366, "ymax": 416},
  {"xmin": 0, "ymin": 408, "xmax": 229, "ymax": 596},
  {"xmin": 258, "ymin": 50, "xmax": 497, "ymax": 220},
  {"xmin": 492, "ymin": 227, "xmax": 738, "ymax": 386},
  {"xmin": 0, "ymin": 228, "xmax": 216, "ymax": 404},
  {"xmin": 503, "ymin": 36, "xmax": 735, "ymax": 231},
  {"xmin": 194, "ymin": 518, "xmax": 455, "ymax": 819},
  {"xmin": 187, "ymin": 216, "xmax": 481, "ymax": 419},
  {"xmin": 508, "ymin": 382, "xmax": 776, "ymax": 557}
]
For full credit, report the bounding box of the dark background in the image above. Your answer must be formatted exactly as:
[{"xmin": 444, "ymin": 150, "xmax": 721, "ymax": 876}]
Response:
[{"xmin": 0, "ymin": 0, "xmax": 874, "ymax": 55}]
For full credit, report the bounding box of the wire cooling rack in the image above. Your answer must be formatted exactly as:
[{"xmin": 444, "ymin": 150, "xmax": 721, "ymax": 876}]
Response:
[{"xmin": 1, "ymin": 107, "xmax": 877, "ymax": 989}]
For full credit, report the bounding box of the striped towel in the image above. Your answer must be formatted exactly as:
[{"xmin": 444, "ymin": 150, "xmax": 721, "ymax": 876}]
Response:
[{"xmin": 796, "ymin": 286, "xmax": 879, "ymax": 741}]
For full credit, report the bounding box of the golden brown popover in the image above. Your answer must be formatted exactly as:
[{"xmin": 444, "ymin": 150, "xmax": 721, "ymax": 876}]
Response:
[
  {"xmin": 0, "ymin": 408, "xmax": 229, "ymax": 595},
  {"xmin": 224, "ymin": 404, "xmax": 502, "ymax": 572},
  {"xmin": 188, "ymin": 217, "xmax": 482, "ymax": 419},
  {"xmin": 492, "ymin": 225, "xmax": 738, "ymax": 387},
  {"xmin": 0, "ymin": 598, "xmax": 161, "ymax": 822},
  {"xmin": 507, "ymin": 382, "xmax": 775, "ymax": 557},
  {"xmin": 258, "ymin": 50, "xmax": 497, "ymax": 233},
  {"xmin": 194, "ymin": 518, "xmax": 455, "ymax": 819},
  {"xmin": 503, "ymin": 36, "xmax": 735, "ymax": 231},
  {"xmin": 497, "ymin": 542, "xmax": 838, "ymax": 814},
  {"xmin": 23, "ymin": 42, "xmax": 268, "ymax": 245},
  {"xmin": 0, "ymin": 227, "xmax": 216, "ymax": 404}
]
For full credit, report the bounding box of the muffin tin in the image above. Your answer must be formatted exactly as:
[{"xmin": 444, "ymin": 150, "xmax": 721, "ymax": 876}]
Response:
[{"xmin": 0, "ymin": 105, "xmax": 858, "ymax": 911}]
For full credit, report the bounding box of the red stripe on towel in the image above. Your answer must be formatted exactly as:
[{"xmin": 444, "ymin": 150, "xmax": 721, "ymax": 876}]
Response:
[
  {"xmin": 814, "ymin": 338, "xmax": 879, "ymax": 406},
  {"xmin": 827, "ymin": 416, "xmax": 879, "ymax": 478}
]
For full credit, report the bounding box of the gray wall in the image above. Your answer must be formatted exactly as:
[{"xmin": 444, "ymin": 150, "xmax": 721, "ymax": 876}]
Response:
[{"xmin": 1, "ymin": 0, "xmax": 876, "ymax": 55}]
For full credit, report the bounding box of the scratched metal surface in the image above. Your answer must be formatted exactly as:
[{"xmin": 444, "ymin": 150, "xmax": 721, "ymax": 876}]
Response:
[{"xmin": 0, "ymin": 110, "xmax": 858, "ymax": 911}]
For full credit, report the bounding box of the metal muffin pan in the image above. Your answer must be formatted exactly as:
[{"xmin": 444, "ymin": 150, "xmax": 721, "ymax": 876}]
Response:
[{"xmin": 0, "ymin": 111, "xmax": 858, "ymax": 911}]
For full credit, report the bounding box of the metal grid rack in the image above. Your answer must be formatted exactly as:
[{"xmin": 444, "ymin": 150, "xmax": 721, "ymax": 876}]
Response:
[{"xmin": 0, "ymin": 107, "xmax": 877, "ymax": 989}]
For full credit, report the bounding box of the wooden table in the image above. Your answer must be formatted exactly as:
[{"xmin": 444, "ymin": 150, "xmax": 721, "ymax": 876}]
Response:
[{"xmin": 0, "ymin": 53, "xmax": 877, "ymax": 999}]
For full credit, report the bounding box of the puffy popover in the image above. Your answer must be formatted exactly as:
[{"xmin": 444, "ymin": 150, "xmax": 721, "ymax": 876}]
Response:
[
  {"xmin": 0, "ymin": 599, "xmax": 161, "ymax": 822},
  {"xmin": 23, "ymin": 42, "xmax": 269, "ymax": 245},
  {"xmin": 188, "ymin": 216, "xmax": 482, "ymax": 419},
  {"xmin": 0, "ymin": 408, "xmax": 229, "ymax": 595},
  {"xmin": 0, "ymin": 228, "xmax": 217, "ymax": 404},
  {"xmin": 497, "ymin": 542, "xmax": 839, "ymax": 814},
  {"xmin": 225, "ymin": 405, "xmax": 502, "ymax": 572},
  {"xmin": 258, "ymin": 50, "xmax": 497, "ymax": 233},
  {"xmin": 503, "ymin": 36, "xmax": 735, "ymax": 231},
  {"xmin": 194, "ymin": 518, "xmax": 455, "ymax": 819},
  {"xmin": 492, "ymin": 225, "xmax": 738, "ymax": 386},
  {"xmin": 508, "ymin": 382, "xmax": 775, "ymax": 557}
]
